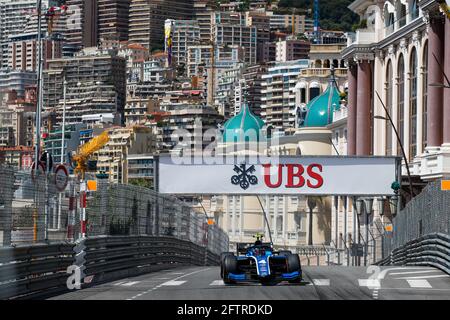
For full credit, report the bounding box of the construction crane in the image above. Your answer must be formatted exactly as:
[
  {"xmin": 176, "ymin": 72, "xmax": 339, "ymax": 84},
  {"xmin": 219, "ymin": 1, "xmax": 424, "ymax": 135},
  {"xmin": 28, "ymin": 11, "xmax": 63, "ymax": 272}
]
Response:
[
  {"xmin": 314, "ymin": 0, "xmax": 320, "ymax": 44},
  {"xmin": 72, "ymin": 130, "xmax": 110, "ymax": 179}
]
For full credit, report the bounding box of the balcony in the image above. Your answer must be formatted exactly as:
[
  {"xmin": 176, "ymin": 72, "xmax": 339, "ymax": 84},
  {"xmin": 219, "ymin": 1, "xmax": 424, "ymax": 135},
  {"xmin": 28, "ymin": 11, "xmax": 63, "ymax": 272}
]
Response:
[{"xmin": 332, "ymin": 106, "xmax": 348, "ymax": 123}]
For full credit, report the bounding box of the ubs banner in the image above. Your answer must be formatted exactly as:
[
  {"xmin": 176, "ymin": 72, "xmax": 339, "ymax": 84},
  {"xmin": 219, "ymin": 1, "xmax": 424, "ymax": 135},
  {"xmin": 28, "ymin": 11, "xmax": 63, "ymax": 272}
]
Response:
[{"xmin": 158, "ymin": 156, "xmax": 399, "ymax": 196}]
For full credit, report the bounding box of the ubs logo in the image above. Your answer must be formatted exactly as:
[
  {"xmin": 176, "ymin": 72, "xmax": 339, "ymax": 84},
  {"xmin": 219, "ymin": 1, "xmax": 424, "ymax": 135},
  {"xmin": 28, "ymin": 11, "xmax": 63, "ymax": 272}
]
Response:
[{"xmin": 231, "ymin": 164, "xmax": 258, "ymax": 190}]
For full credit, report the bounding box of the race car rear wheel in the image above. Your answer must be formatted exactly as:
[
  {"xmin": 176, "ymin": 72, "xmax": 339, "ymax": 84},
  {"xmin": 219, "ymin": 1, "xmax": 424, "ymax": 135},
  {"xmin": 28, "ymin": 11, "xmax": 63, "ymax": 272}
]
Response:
[
  {"xmin": 286, "ymin": 254, "xmax": 302, "ymax": 283},
  {"xmin": 279, "ymin": 250, "xmax": 292, "ymax": 256},
  {"xmin": 220, "ymin": 252, "xmax": 234, "ymax": 279},
  {"xmin": 223, "ymin": 255, "xmax": 238, "ymax": 284}
]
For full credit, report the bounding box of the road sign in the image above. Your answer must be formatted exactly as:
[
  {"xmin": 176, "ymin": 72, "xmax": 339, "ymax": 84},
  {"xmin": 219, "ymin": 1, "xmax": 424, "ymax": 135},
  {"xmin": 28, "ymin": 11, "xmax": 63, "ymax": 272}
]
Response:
[
  {"xmin": 351, "ymin": 243, "xmax": 364, "ymax": 257},
  {"xmin": 441, "ymin": 180, "xmax": 450, "ymax": 191},
  {"xmin": 54, "ymin": 164, "xmax": 69, "ymax": 192}
]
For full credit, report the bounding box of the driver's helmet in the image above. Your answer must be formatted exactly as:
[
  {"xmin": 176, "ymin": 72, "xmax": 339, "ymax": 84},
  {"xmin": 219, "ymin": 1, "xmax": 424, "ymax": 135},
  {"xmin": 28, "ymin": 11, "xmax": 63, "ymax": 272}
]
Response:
[{"xmin": 254, "ymin": 240, "xmax": 262, "ymax": 246}]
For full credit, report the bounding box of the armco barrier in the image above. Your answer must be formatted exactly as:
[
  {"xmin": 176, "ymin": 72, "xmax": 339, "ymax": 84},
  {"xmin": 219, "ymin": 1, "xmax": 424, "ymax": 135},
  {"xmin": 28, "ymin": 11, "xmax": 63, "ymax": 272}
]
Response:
[
  {"xmin": 376, "ymin": 233, "xmax": 450, "ymax": 274},
  {"xmin": 0, "ymin": 236, "xmax": 220, "ymax": 300},
  {"xmin": 0, "ymin": 243, "xmax": 74, "ymax": 300}
]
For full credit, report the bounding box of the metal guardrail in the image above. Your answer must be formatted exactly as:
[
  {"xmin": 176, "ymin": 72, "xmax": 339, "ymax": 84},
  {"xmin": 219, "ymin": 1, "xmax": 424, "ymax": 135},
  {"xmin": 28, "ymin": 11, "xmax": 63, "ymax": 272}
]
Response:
[
  {"xmin": 0, "ymin": 242, "xmax": 74, "ymax": 300},
  {"xmin": 0, "ymin": 235, "xmax": 220, "ymax": 300},
  {"xmin": 376, "ymin": 233, "xmax": 450, "ymax": 275}
]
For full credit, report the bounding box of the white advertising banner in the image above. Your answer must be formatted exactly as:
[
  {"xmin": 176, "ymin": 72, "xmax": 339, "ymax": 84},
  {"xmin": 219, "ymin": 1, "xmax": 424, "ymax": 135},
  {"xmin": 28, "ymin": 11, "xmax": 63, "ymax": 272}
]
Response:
[{"xmin": 158, "ymin": 156, "xmax": 399, "ymax": 196}]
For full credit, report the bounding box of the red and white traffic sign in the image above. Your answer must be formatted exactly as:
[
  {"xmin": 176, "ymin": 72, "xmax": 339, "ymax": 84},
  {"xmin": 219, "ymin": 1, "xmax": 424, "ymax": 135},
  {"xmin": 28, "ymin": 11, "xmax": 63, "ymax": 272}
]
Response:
[{"xmin": 54, "ymin": 164, "xmax": 69, "ymax": 192}]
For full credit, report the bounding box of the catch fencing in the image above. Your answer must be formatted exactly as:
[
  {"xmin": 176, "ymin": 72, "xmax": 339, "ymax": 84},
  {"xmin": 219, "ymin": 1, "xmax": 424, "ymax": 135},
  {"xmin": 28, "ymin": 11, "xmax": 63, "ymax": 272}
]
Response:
[
  {"xmin": 0, "ymin": 165, "xmax": 229, "ymax": 256},
  {"xmin": 379, "ymin": 179, "xmax": 450, "ymax": 272}
]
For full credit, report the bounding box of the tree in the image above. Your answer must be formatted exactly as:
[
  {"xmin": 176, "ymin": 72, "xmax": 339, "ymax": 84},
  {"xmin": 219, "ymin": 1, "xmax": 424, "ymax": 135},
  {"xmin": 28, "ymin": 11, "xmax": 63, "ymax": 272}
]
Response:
[{"xmin": 278, "ymin": 0, "xmax": 359, "ymax": 32}]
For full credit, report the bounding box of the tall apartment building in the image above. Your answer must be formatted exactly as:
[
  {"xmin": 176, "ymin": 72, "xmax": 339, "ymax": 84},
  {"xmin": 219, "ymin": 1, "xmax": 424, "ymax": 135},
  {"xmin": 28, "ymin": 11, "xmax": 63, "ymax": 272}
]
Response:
[
  {"xmin": 275, "ymin": 39, "xmax": 310, "ymax": 62},
  {"xmin": 129, "ymin": 0, "xmax": 194, "ymax": 50},
  {"xmin": 0, "ymin": 0, "xmax": 57, "ymax": 68},
  {"xmin": 43, "ymin": 48, "xmax": 126, "ymax": 125},
  {"xmin": 65, "ymin": 0, "xmax": 98, "ymax": 50},
  {"xmin": 267, "ymin": 12, "xmax": 314, "ymax": 34},
  {"xmin": 97, "ymin": 0, "xmax": 130, "ymax": 42},
  {"xmin": 158, "ymin": 104, "xmax": 223, "ymax": 153},
  {"xmin": 7, "ymin": 34, "xmax": 62, "ymax": 71},
  {"xmin": 213, "ymin": 24, "xmax": 258, "ymax": 64},
  {"xmin": 0, "ymin": 70, "xmax": 37, "ymax": 98},
  {"xmin": 95, "ymin": 126, "xmax": 156, "ymax": 184},
  {"xmin": 234, "ymin": 63, "xmax": 268, "ymax": 116},
  {"xmin": 261, "ymin": 59, "xmax": 309, "ymax": 132},
  {"xmin": 167, "ymin": 19, "xmax": 200, "ymax": 68},
  {"xmin": 215, "ymin": 63, "xmax": 244, "ymax": 118}
]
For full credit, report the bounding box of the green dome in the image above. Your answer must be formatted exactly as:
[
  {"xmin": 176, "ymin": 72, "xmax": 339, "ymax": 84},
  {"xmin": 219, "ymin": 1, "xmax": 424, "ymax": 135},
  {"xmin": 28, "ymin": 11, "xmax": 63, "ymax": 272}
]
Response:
[
  {"xmin": 302, "ymin": 80, "xmax": 341, "ymax": 127},
  {"xmin": 222, "ymin": 103, "xmax": 265, "ymax": 143}
]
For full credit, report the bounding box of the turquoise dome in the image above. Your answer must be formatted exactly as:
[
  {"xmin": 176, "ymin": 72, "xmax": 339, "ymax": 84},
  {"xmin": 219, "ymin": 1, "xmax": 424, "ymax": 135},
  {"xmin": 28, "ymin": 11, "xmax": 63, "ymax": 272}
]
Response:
[
  {"xmin": 222, "ymin": 103, "xmax": 265, "ymax": 143},
  {"xmin": 302, "ymin": 79, "xmax": 342, "ymax": 127}
]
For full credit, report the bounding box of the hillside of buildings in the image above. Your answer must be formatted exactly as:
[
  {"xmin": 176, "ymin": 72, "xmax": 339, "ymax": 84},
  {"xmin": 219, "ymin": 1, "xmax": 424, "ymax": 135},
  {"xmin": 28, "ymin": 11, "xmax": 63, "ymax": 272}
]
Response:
[{"xmin": 277, "ymin": 0, "xmax": 359, "ymax": 31}]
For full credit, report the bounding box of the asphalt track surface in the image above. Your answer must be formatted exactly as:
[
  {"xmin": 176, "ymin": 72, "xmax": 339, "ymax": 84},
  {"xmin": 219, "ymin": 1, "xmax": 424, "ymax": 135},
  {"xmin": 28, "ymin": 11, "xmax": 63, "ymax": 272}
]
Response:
[{"xmin": 50, "ymin": 265, "xmax": 450, "ymax": 300}]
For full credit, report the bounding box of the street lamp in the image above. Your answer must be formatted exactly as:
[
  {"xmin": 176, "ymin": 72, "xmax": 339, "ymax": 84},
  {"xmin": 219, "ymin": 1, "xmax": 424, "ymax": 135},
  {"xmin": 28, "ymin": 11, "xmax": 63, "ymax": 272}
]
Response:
[
  {"xmin": 351, "ymin": 196, "xmax": 361, "ymax": 265},
  {"xmin": 374, "ymin": 91, "xmax": 414, "ymax": 200},
  {"xmin": 377, "ymin": 197, "xmax": 386, "ymax": 217},
  {"xmin": 363, "ymin": 198, "xmax": 374, "ymax": 266},
  {"xmin": 307, "ymin": 197, "xmax": 317, "ymax": 246}
]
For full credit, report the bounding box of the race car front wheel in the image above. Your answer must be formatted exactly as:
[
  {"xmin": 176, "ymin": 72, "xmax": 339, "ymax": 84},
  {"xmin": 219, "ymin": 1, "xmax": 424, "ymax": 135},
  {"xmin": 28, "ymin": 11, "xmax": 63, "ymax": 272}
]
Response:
[
  {"xmin": 286, "ymin": 254, "xmax": 302, "ymax": 284},
  {"xmin": 220, "ymin": 252, "xmax": 234, "ymax": 279},
  {"xmin": 223, "ymin": 255, "xmax": 238, "ymax": 284}
]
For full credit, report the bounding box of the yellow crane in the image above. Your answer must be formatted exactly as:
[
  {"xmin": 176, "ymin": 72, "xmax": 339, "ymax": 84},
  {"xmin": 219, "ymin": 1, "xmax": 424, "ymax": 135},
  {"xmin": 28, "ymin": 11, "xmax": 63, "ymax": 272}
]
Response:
[{"xmin": 72, "ymin": 130, "xmax": 110, "ymax": 179}]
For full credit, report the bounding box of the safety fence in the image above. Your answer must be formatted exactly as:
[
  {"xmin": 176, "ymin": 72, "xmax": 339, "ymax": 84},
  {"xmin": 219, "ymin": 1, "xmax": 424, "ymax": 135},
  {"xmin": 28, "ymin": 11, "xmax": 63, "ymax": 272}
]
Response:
[
  {"xmin": 0, "ymin": 165, "xmax": 229, "ymax": 256},
  {"xmin": 380, "ymin": 179, "xmax": 450, "ymax": 270},
  {"xmin": 377, "ymin": 233, "xmax": 450, "ymax": 274},
  {"xmin": 0, "ymin": 235, "xmax": 221, "ymax": 300}
]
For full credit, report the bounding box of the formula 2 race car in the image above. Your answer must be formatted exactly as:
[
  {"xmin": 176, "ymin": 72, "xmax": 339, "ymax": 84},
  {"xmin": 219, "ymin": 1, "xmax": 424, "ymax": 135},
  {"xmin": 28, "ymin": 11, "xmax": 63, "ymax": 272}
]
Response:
[{"xmin": 220, "ymin": 234, "xmax": 302, "ymax": 285}]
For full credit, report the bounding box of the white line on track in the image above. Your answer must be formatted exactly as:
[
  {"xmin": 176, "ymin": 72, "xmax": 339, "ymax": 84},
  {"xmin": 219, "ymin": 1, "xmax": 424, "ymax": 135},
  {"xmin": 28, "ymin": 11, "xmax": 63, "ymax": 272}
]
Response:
[
  {"xmin": 312, "ymin": 279, "xmax": 330, "ymax": 286},
  {"xmin": 389, "ymin": 270, "xmax": 441, "ymax": 276},
  {"xmin": 126, "ymin": 268, "xmax": 209, "ymax": 301},
  {"xmin": 358, "ymin": 279, "xmax": 381, "ymax": 288},
  {"xmin": 210, "ymin": 280, "xmax": 224, "ymax": 286},
  {"xmin": 406, "ymin": 279, "xmax": 432, "ymax": 288},
  {"xmin": 160, "ymin": 280, "xmax": 186, "ymax": 286},
  {"xmin": 394, "ymin": 274, "xmax": 450, "ymax": 280},
  {"xmin": 122, "ymin": 281, "xmax": 140, "ymax": 286}
]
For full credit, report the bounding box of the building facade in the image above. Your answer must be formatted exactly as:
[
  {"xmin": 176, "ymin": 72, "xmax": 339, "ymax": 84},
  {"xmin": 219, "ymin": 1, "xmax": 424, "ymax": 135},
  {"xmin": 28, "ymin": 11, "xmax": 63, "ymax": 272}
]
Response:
[{"xmin": 342, "ymin": 0, "xmax": 450, "ymax": 181}]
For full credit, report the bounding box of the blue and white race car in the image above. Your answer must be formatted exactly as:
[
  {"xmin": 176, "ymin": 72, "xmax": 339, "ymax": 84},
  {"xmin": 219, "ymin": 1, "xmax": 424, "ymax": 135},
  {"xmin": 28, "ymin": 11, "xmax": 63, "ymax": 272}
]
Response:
[{"xmin": 220, "ymin": 235, "xmax": 302, "ymax": 285}]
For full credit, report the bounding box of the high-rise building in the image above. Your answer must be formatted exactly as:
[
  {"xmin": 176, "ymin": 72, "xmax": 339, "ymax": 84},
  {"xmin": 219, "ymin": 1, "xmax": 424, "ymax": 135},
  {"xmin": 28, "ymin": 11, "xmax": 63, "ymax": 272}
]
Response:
[
  {"xmin": 213, "ymin": 24, "xmax": 258, "ymax": 64},
  {"xmin": 0, "ymin": 70, "xmax": 37, "ymax": 98},
  {"xmin": 234, "ymin": 63, "xmax": 268, "ymax": 117},
  {"xmin": 43, "ymin": 47, "xmax": 126, "ymax": 125},
  {"xmin": 275, "ymin": 39, "xmax": 310, "ymax": 62},
  {"xmin": 261, "ymin": 59, "xmax": 309, "ymax": 132},
  {"xmin": 0, "ymin": 0, "xmax": 58, "ymax": 68},
  {"xmin": 64, "ymin": 0, "xmax": 98, "ymax": 49},
  {"xmin": 167, "ymin": 19, "xmax": 200, "ymax": 68},
  {"xmin": 129, "ymin": 0, "xmax": 194, "ymax": 50},
  {"xmin": 97, "ymin": 0, "xmax": 130, "ymax": 43}
]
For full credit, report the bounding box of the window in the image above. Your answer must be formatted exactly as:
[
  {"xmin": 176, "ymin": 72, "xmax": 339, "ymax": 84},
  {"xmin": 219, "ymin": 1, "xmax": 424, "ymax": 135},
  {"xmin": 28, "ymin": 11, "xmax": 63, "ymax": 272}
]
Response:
[
  {"xmin": 411, "ymin": 0, "xmax": 419, "ymax": 20},
  {"xmin": 386, "ymin": 60, "xmax": 393, "ymax": 156},
  {"xmin": 397, "ymin": 55, "xmax": 405, "ymax": 156},
  {"xmin": 422, "ymin": 42, "xmax": 428, "ymax": 150},
  {"xmin": 409, "ymin": 48, "xmax": 418, "ymax": 160}
]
